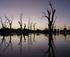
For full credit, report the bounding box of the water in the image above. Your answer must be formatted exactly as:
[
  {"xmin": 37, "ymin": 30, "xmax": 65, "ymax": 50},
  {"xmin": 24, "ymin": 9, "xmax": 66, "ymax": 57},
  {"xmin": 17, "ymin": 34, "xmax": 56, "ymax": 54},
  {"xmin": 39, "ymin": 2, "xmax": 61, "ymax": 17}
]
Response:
[{"xmin": 0, "ymin": 33, "xmax": 70, "ymax": 57}]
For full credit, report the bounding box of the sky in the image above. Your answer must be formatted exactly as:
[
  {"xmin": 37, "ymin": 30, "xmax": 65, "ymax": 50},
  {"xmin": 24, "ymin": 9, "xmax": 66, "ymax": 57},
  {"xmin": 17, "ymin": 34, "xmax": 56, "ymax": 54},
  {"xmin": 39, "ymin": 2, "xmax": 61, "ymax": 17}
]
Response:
[{"xmin": 0, "ymin": 0, "xmax": 70, "ymax": 30}]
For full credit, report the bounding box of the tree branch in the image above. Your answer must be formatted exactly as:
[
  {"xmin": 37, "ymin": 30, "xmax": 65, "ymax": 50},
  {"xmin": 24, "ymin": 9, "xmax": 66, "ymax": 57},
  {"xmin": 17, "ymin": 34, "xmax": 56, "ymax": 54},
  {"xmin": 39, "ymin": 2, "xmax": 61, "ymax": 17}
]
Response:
[
  {"xmin": 51, "ymin": 9, "xmax": 56, "ymax": 23},
  {"xmin": 5, "ymin": 15, "xmax": 10, "ymax": 23},
  {"xmin": 49, "ymin": 1, "xmax": 53, "ymax": 12},
  {"xmin": 11, "ymin": 15, "xmax": 13, "ymax": 23},
  {"xmin": 18, "ymin": 21, "xmax": 21, "ymax": 25},
  {"xmin": 42, "ymin": 12, "xmax": 50, "ymax": 22},
  {"xmin": 47, "ymin": 10, "xmax": 51, "ymax": 22},
  {"xmin": 53, "ymin": 17, "xmax": 57, "ymax": 25}
]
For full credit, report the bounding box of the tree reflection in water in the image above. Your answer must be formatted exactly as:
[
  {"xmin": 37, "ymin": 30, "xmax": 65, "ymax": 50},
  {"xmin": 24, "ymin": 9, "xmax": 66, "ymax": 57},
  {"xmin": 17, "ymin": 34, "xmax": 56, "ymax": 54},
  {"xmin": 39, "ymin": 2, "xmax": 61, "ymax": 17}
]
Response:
[
  {"xmin": 42, "ymin": 32, "xmax": 57, "ymax": 57},
  {"xmin": 0, "ymin": 33, "xmax": 13, "ymax": 52},
  {"xmin": 18, "ymin": 33, "xmax": 22, "ymax": 54},
  {"xmin": 33, "ymin": 33, "xmax": 36, "ymax": 42},
  {"xmin": 0, "ymin": 36, "xmax": 6, "ymax": 51}
]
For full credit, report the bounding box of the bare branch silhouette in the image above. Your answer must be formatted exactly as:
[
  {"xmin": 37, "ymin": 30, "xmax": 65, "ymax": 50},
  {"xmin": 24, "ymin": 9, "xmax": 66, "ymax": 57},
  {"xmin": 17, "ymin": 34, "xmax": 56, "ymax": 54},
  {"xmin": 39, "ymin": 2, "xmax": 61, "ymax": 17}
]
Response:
[
  {"xmin": 24, "ymin": 23, "xmax": 26, "ymax": 29},
  {"xmin": 0, "ymin": 16, "xmax": 8, "ymax": 28},
  {"xmin": 18, "ymin": 34, "xmax": 22, "ymax": 54},
  {"xmin": 18, "ymin": 13, "xmax": 23, "ymax": 30},
  {"xmin": 30, "ymin": 21, "xmax": 33, "ymax": 30},
  {"xmin": 5, "ymin": 15, "xmax": 13, "ymax": 29},
  {"xmin": 33, "ymin": 23, "xmax": 37, "ymax": 31}
]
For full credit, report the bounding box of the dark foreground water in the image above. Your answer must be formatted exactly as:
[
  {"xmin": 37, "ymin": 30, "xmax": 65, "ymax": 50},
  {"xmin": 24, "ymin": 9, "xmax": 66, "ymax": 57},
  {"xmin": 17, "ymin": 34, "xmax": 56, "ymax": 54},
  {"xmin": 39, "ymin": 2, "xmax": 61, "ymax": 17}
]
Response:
[{"xmin": 0, "ymin": 33, "xmax": 70, "ymax": 57}]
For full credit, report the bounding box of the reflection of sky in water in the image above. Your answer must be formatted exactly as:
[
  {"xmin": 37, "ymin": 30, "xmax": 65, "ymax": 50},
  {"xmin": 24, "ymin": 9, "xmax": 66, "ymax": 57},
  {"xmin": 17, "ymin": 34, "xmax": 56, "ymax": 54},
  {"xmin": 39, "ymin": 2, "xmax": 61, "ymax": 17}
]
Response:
[{"xmin": 0, "ymin": 34, "xmax": 70, "ymax": 57}]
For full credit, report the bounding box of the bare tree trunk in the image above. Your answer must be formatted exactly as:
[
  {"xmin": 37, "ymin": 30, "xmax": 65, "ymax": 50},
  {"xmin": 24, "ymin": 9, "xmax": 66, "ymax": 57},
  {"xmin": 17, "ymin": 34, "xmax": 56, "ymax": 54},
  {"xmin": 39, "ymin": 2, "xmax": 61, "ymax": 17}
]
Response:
[
  {"xmin": 10, "ymin": 24, "xmax": 11, "ymax": 30},
  {"xmin": 49, "ymin": 23, "xmax": 52, "ymax": 42},
  {"xmin": 20, "ymin": 25, "xmax": 22, "ymax": 30}
]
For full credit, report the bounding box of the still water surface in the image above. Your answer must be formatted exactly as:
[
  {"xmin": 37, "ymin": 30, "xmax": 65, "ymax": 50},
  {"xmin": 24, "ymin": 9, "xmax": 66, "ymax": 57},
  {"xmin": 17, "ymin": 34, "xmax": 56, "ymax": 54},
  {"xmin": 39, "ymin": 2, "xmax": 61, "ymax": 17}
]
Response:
[{"xmin": 0, "ymin": 33, "xmax": 70, "ymax": 57}]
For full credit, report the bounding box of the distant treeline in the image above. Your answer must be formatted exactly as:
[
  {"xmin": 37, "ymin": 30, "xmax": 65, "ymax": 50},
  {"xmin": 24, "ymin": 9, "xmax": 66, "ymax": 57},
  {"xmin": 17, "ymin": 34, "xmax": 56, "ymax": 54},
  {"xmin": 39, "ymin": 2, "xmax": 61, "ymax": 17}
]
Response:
[{"xmin": 0, "ymin": 27, "xmax": 70, "ymax": 34}]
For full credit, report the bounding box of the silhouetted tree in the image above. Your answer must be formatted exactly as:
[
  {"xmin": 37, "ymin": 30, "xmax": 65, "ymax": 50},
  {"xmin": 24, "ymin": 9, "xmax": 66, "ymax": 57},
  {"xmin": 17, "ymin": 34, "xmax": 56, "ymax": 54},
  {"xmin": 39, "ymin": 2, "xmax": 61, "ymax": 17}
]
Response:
[
  {"xmin": 5, "ymin": 15, "xmax": 13, "ymax": 29},
  {"xmin": 63, "ymin": 24, "xmax": 67, "ymax": 33},
  {"xmin": 24, "ymin": 23, "xmax": 26, "ymax": 29},
  {"xmin": 30, "ymin": 21, "xmax": 33, "ymax": 30},
  {"xmin": 0, "ymin": 16, "xmax": 8, "ymax": 28},
  {"xmin": 18, "ymin": 13, "xmax": 22, "ymax": 30},
  {"xmin": 42, "ymin": 1, "xmax": 57, "ymax": 35},
  {"xmin": 42, "ymin": 1, "xmax": 57, "ymax": 57},
  {"xmin": 33, "ymin": 23, "xmax": 36, "ymax": 31}
]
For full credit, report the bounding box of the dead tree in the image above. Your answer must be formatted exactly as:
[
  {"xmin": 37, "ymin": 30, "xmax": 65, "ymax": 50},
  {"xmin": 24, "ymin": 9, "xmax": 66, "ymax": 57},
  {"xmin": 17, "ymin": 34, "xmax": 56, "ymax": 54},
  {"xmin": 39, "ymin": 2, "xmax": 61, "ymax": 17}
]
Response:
[
  {"xmin": 5, "ymin": 15, "xmax": 13, "ymax": 29},
  {"xmin": 0, "ymin": 16, "xmax": 8, "ymax": 28},
  {"xmin": 42, "ymin": 1, "xmax": 56, "ymax": 36},
  {"xmin": 33, "ymin": 23, "xmax": 36, "ymax": 31},
  {"xmin": 24, "ymin": 23, "xmax": 26, "ymax": 29},
  {"xmin": 18, "ymin": 13, "xmax": 22, "ymax": 30},
  {"xmin": 30, "ymin": 22, "xmax": 33, "ymax": 30},
  {"xmin": 64, "ymin": 24, "xmax": 67, "ymax": 32}
]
